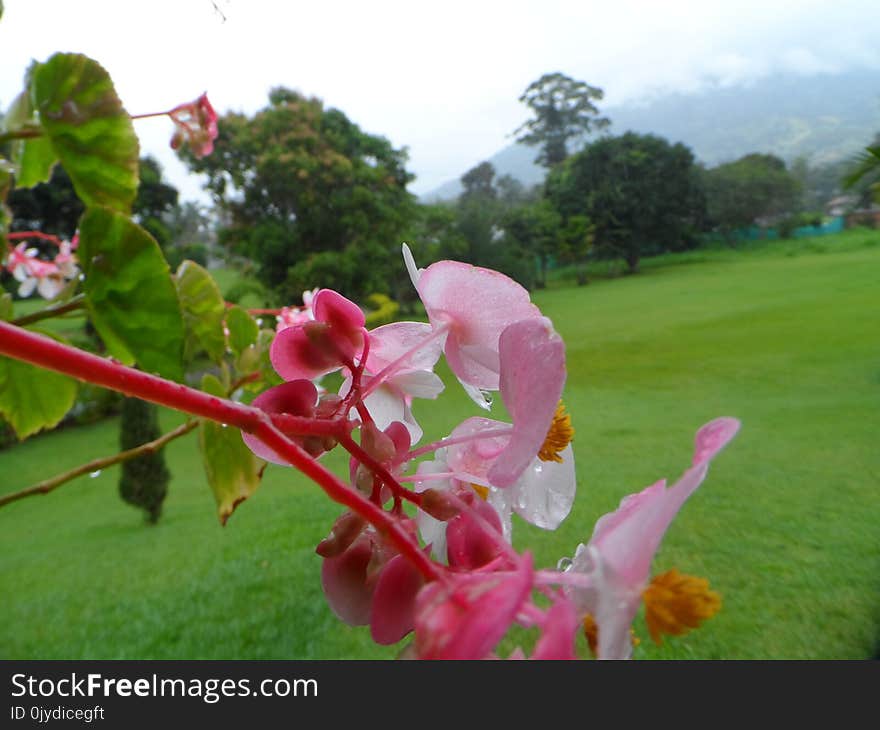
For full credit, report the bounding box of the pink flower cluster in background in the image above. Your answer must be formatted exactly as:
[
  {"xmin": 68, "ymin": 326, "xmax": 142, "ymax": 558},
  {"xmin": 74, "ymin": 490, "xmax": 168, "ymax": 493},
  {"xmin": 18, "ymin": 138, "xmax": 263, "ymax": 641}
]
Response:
[{"xmin": 3, "ymin": 233, "xmax": 79, "ymax": 300}]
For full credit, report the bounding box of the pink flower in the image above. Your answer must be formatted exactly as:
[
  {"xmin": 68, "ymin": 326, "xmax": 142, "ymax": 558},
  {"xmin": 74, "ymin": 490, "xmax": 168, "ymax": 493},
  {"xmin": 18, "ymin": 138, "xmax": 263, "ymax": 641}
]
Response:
[
  {"xmin": 169, "ymin": 92, "xmax": 219, "ymax": 158},
  {"xmin": 320, "ymin": 523, "xmax": 426, "ymax": 646},
  {"xmin": 414, "ymin": 553, "xmax": 534, "ymax": 659},
  {"xmin": 561, "ymin": 417, "xmax": 740, "ymax": 659},
  {"xmin": 270, "ymin": 289, "xmax": 365, "ymax": 382},
  {"xmin": 240, "ymin": 379, "xmax": 321, "ymax": 464},
  {"xmin": 403, "ymin": 244, "xmax": 542, "ymax": 407},
  {"xmin": 348, "ymin": 321, "xmax": 445, "ymax": 444},
  {"xmin": 6, "ymin": 243, "xmax": 66, "ymax": 299}
]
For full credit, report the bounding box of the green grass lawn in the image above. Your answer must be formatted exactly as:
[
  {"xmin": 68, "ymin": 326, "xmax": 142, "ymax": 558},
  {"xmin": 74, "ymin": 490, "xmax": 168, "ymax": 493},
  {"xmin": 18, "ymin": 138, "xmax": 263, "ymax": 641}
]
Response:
[{"xmin": 1, "ymin": 231, "xmax": 879, "ymax": 659}]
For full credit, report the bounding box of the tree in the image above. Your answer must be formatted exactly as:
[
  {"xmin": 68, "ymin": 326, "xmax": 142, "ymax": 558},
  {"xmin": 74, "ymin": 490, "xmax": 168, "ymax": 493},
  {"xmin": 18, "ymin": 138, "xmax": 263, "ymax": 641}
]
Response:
[
  {"xmin": 702, "ymin": 153, "xmax": 801, "ymax": 239},
  {"xmin": 182, "ymin": 87, "xmax": 416, "ymax": 303},
  {"xmin": 8, "ymin": 164, "xmax": 83, "ymax": 239},
  {"xmin": 514, "ymin": 72, "xmax": 610, "ymax": 168},
  {"xmin": 118, "ymin": 397, "xmax": 170, "ymax": 524},
  {"xmin": 500, "ymin": 199, "xmax": 561, "ymax": 288},
  {"xmin": 133, "ymin": 156, "xmax": 180, "ymax": 251},
  {"xmin": 843, "ymin": 135, "xmax": 880, "ymax": 206},
  {"xmin": 546, "ymin": 132, "xmax": 704, "ymax": 273}
]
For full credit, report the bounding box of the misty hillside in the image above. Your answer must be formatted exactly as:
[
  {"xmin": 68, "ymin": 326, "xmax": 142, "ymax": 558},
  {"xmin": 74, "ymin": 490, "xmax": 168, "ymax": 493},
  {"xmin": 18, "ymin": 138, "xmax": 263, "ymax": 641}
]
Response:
[{"xmin": 422, "ymin": 69, "xmax": 880, "ymax": 201}]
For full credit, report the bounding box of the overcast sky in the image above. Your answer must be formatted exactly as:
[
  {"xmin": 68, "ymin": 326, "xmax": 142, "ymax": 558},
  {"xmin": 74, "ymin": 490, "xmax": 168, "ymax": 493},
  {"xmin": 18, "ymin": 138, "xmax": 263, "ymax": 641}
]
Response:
[{"xmin": 2, "ymin": 0, "xmax": 880, "ymax": 202}]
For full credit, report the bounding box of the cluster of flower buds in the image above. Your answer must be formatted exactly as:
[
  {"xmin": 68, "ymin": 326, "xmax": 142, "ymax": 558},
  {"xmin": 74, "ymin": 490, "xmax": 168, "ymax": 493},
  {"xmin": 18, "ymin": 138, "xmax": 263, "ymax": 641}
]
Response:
[
  {"xmin": 167, "ymin": 92, "xmax": 219, "ymax": 158},
  {"xmin": 243, "ymin": 245, "xmax": 740, "ymax": 659},
  {"xmin": 3, "ymin": 232, "xmax": 79, "ymax": 299}
]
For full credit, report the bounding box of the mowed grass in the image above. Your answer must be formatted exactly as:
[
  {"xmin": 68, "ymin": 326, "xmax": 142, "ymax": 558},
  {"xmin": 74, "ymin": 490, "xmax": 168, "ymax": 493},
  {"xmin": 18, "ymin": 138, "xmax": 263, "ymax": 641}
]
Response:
[{"xmin": 1, "ymin": 231, "xmax": 878, "ymax": 659}]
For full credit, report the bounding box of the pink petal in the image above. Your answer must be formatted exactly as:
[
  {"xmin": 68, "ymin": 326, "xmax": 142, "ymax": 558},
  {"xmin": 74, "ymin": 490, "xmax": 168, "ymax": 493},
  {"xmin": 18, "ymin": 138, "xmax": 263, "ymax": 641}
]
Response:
[
  {"xmin": 692, "ymin": 417, "xmax": 741, "ymax": 466},
  {"xmin": 370, "ymin": 554, "xmax": 425, "ymax": 645},
  {"xmin": 312, "ymin": 289, "xmax": 365, "ymax": 357},
  {"xmin": 531, "ymin": 596, "xmax": 579, "ymax": 660},
  {"xmin": 365, "ymin": 321, "xmax": 443, "ymax": 374},
  {"xmin": 591, "ymin": 418, "xmax": 740, "ymax": 587},
  {"xmin": 446, "ymin": 417, "xmax": 511, "ymax": 484},
  {"xmin": 415, "ymin": 554, "xmax": 534, "ymax": 659},
  {"xmin": 320, "ymin": 538, "xmax": 375, "ymax": 626},
  {"xmin": 241, "ymin": 380, "xmax": 318, "ymax": 465},
  {"xmin": 487, "ymin": 318, "xmax": 566, "ymax": 488},
  {"xmin": 416, "ymin": 260, "xmax": 541, "ymax": 390},
  {"xmin": 270, "ymin": 323, "xmax": 344, "ymax": 381},
  {"xmin": 446, "ymin": 497, "xmax": 505, "ymax": 570}
]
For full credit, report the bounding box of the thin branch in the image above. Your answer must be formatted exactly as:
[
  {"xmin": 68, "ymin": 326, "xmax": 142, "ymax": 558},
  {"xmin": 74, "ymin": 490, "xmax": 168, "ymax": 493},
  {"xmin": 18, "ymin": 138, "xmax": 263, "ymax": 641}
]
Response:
[
  {"xmin": 10, "ymin": 295, "xmax": 86, "ymax": 327},
  {"xmin": 0, "ymin": 420, "xmax": 197, "ymax": 508}
]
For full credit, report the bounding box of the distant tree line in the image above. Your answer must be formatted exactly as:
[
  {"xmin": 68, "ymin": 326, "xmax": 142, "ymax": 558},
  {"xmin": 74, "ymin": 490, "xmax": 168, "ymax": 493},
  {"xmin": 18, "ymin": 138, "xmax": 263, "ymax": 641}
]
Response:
[{"xmin": 7, "ymin": 74, "xmax": 872, "ymax": 310}]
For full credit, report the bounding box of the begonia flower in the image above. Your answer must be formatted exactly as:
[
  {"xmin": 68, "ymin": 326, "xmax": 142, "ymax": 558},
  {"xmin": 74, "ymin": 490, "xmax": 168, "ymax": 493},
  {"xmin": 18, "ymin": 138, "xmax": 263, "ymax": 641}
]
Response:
[
  {"xmin": 7, "ymin": 243, "xmax": 66, "ymax": 299},
  {"xmin": 414, "ymin": 553, "xmax": 534, "ymax": 659},
  {"xmin": 561, "ymin": 417, "xmax": 740, "ymax": 659},
  {"xmin": 270, "ymin": 289, "xmax": 365, "ymax": 382},
  {"xmin": 169, "ymin": 92, "xmax": 219, "ymax": 158},
  {"xmin": 403, "ymin": 244, "xmax": 542, "ymax": 406},
  {"xmin": 240, "ymin": 379, "xmax": 322, "ymax": 464},
  {"xmin": 347, "ymin": 321, "xmax": 445, "ymax": 444}
]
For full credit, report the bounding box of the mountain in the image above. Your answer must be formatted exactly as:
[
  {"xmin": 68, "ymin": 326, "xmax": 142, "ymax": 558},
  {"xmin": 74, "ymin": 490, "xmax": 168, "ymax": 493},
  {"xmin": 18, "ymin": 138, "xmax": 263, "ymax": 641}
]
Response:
[{"xmin": 421, "ymin": 69, "xmax": 880, "ymax": 202}]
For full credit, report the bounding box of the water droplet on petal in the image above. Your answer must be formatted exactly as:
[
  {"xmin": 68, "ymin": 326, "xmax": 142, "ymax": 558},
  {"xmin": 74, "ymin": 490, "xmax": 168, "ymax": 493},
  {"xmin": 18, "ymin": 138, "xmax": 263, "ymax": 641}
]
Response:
[
  {"xmin": 557, "ymin": 557, "xmax": 573, "ymax": 571},
  {"xmin": 89, "ymin": 470, "xmax": 102, "ymax": 478}
]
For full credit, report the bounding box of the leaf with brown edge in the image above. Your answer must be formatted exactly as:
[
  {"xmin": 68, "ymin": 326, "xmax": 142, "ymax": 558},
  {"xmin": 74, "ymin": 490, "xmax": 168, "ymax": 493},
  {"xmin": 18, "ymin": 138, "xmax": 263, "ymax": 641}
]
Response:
[{"xmin": 198, "ymin": 374, "xmax": 265, "ymax": 525}]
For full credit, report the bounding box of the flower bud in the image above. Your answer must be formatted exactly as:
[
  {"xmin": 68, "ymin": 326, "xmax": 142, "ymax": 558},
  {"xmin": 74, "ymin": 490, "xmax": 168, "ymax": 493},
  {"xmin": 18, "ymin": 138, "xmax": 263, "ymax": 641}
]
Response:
[
  {"xmin": 360, "ymin": 422, "xmax": 397, "ymax": 464},
  {"xmin": 315, "ymin": 511, "xmax": 367, "ymax": 558},
  {"xmin": 419, "ymin": 488, "xmax": 460, "ymax": 522}
]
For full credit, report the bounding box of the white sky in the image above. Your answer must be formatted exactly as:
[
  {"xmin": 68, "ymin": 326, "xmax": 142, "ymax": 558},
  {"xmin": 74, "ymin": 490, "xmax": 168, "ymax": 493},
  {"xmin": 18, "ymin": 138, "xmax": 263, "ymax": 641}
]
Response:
[{"xmin": 2, "ymin": 0, "xmax": 880, "ymax": 202}]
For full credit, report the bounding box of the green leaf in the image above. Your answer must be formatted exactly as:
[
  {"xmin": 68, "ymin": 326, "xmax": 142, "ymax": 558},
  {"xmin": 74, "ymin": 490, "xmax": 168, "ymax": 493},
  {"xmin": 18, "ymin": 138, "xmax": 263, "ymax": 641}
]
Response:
[
  {"xmin": 198, "ymin": 374, "xmax": 264, "ymax": 525},
  {"xmin": 0, "ymin": 293, "xmax": 12, "ymax": 321},
  {"xmin": 225, "ymin": 305, "xmax": 258, "ymax": 356},
  {"xmin": 0, "ymin": 330, "xmax": 78, "ymax": 439},
  {"xmin": 31, "ymin": 53, "xmax": 139, "ymax": 213},
  {"xmin": 16, "ymin": 135, "xmax": 56, "ymax": 188},
  {"xmin": 4, "ymin": 83, "xmax": 58, "ymax": 188},
  {"xmin": 175, "ymin": 260, "xmax": 226, "ymax": 364},
  {"xmin": 78, "ymin": 207, "xmax": 184, "ymax": 381},
  {"xmin": 0, "ymin": 157, "xmax": 12, "ymax": 235}
]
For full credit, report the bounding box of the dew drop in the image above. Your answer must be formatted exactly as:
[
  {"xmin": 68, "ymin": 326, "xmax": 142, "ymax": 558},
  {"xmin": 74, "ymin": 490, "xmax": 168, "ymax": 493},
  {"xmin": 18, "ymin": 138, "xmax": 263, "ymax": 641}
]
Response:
[
  {"xmin": 557, "ymin": 557, "xmax": 573, "ymax": 571},
  {"xmin": 89, "ymin": 470, "xmax": 102, "ymax": 478}
]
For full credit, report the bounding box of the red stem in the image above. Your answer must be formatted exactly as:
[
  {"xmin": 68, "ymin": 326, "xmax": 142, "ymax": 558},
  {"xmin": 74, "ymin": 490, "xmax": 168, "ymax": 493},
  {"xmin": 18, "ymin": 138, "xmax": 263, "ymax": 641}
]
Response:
[
  {"xmin": 7, "ymin": 231, "xmax": 64, "ymax": 247},
  {"xmin": 0, "ymin": 321, "xmax": 443, "ymax": 582},
  {"xmin": 337, "ymin": 432, "xmax": 423, "ymax": 508}
]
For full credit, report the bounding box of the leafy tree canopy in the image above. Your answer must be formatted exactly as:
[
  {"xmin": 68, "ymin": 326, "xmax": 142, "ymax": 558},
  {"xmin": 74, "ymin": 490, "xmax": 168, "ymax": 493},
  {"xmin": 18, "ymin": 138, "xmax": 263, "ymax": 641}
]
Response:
[
  {"xmin": 514, "ymin": 72, "xmax": 610, "ymax": 168},
  {"xmin": 546, "ymin": 132, "xmax": 704, "ymax": 273},
  {"xmin": 182, "ymin": 87, "xmax": 416, "ymax": 302},
  {"xmin": 702, "ymin": 153, "xmax": 801, "ymax": 234}
]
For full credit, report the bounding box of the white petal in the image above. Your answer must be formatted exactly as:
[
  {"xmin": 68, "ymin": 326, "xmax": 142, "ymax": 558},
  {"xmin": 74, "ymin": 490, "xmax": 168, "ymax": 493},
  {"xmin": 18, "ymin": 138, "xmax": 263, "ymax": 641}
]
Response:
[
  {"xmin": 390, "ymin": 369, "xmax": 444, "ymax": 399},
  {"xmin": 510, "ymin": 444, "xmax": 576, "ymax": 530},
  {"xmin": 402, "ymin": 242, "xmax": 422, "ymax": 289},
  {"xmin": 17, "ymin": 277, "xmax": 36, "ymax": 297}
]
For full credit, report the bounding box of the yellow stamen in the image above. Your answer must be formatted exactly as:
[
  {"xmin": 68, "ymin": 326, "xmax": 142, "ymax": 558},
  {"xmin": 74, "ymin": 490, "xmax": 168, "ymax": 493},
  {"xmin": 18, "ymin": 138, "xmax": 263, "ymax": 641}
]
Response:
[
  {"xmin": 470, "ymin": 483, "xmax": 489, "ymax": 501},
  {"xmin": 642, "ymin": 568, "xmax": 721, "ymax": 645},
  {"xmin": 582, "ymin": 614, "xmax": 599, "ymax": 657},
  {"xmin": 539, "ymin": 401, "xmax": 574, "ymax": 463},
  {"xmin": 583, "ymin": 614, "xmax": 640, "ymax": 658}
]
